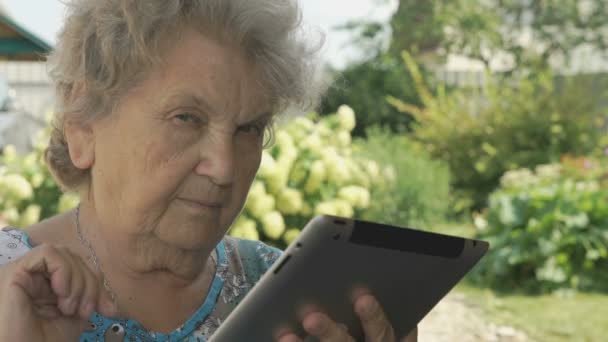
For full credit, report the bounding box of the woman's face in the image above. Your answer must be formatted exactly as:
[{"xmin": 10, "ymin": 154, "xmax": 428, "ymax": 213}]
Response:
[{"xmin": 85, "ymin": 29, "xmax": 271, "ymax": 253}]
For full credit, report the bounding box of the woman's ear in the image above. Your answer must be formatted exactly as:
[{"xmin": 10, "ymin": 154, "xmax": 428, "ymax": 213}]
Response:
[{"xmin": 64, "ymin": 120, "xmax": 95, "ymax": 170}]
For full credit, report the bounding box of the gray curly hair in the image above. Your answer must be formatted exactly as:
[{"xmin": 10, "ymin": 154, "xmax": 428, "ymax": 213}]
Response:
[{"xmin": 45, "ymin": 0, "xmax": 323, "ymax": 191}]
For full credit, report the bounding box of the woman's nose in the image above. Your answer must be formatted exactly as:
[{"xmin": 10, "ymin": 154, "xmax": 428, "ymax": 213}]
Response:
[{"xmin": 195, "ymin": 135, "xmax": 235, "ymax": 186}]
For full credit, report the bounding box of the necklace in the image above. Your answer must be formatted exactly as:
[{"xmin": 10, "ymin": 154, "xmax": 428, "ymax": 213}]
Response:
[{"xmin": 75, "ymin": 203, "xmax": 119, "ymax": 306}]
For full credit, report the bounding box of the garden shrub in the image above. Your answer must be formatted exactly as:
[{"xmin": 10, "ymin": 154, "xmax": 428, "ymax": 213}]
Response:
[
  {"xmin": 471, "ymin": 160, "xmax": 608, "ymax": 293},
  {"xmin": 353, "ymin": 127, "xmax": 450, "ymax": 227},
  {"xmin": 390, "ymin": 52, "xmax": 606, "ymax": 212},
  {"xmin": 232, "ymin": 106, "xmax": 395, "ymax": 248}
]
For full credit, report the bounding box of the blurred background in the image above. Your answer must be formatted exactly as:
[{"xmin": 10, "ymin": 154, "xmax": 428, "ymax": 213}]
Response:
[{"xmin": 0, "ymin": 0, "xmax": 606, "ymax": 341}]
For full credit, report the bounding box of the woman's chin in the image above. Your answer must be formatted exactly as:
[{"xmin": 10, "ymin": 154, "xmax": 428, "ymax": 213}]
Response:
[{"xmin": 154, "ymin": 222, "xmax": 224, "ymax": 251}]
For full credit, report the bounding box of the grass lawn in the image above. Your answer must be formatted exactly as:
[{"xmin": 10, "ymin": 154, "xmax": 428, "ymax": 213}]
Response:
[
  {"xmin": 430, "ymin": 222, "xmax": 608, "ymax": 342},
  {"xmin": 455, "ymin": 283, "xmax": 608, "ymax": 342}
]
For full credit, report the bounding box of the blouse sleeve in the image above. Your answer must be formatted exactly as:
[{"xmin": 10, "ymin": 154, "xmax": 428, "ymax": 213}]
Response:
[{"xmin": 0, "ymin": 227, "xmax": 33, "ymax": 266}]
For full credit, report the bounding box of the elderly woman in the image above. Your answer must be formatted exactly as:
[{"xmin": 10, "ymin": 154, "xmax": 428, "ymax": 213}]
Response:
[{"xmin": 0, "ymin": 1, "xmax": 417, "ymax": 341}]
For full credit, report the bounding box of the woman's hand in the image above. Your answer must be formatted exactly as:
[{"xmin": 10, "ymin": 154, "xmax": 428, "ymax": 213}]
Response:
[
  {"xmin": 0, "ymin": 244, "xmax": 117, "ymax": 341},
  {"xmin": 278, "ymin": 294, "xmax": 417, "ymax": 342}
]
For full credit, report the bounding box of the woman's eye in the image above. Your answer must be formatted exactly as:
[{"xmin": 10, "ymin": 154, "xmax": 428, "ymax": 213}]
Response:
[
  {"xmin": 174, "ymin": 113, "xmax": 202, "ymax": 125},
  {"xmin": 238, "ymin": 123, "xmax": 265, "ymax": 136}
]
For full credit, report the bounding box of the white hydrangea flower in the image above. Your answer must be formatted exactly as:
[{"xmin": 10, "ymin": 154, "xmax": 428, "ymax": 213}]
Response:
[
  {"xmin": 2, "ymin": 145, "xmax": 17, "ymax": 163},
  {"xmin": 261, "ymin": 211, "xmax": 286, "ymax": 240},
  {"xmin": 266, "ymin": 164, "xmax": 289, "ymax": 195},
  {"xmin": 276, "ymin": 188, "xmax": 303, "ymax": 215},
  {"xmin": 304, "ymin": 176, "xmax": 321, "ymax": 194},
  {"xmin": 240, "ymin": 223, "xmax": 260, "ymax": 240},
  {"xmin": 246, "ymin": 193, "xmax": 275, "ymax": 219},
  {"xmin": 19, "ymin": 204, "xmax": 41, "ymax": 227},
  {"xmin": 500, "ymin": 168, "xmax": 535, "ymax": 189},
  {"xmin": 337, "ymin": 105, "xmax": 356, "ymax": 132},
  {"xmin": 304, "ymin": 161, "xmax": 326, "ymax": 194},
  {"xmin": 301, "ymin": 133, "xmax": 323, "ymax": 153},
  {"xmin": 30, "ymin": 173, "xmax": 44, "ymax": 188},
  {"xmin": 3, "ymin": 174, "xmax": 33, "ymax": 200},
  {"xmin": 277, "ymin": 145, "xmax": 298, "ymax": 170},
  {"xmin": 336, "ymin": 131, "xmax": 351, "ymax": 148},
  {"xmin": 1, "ymin": 207, "xmax": 19, "ymax": 226},
  {"xmin": 332, "ymin": 199, "xmax": 354, "ymax": 218},
  {"xmin": 338, "ymin": 186, "xmax": 370, "ymax": 209},
  {"xmin": 314, "ymin": 201, "xmax": 338, "ymax": 216},
  {"xmin": 300, "ymin": 202, "xmax": 312, "ymax": 216},
  {"xmin": 231, "ymin": 218, "xmax": 259, "ymax": 241},
  {"xmin": 535, "ymin": 164, "xmax": 561, "ymax": 181},
  {"xmin": 472, "ymin": 213, "xmax": 488, "ymax": 231},
  {"xmin": 310, "ymin": 160, "xmax": 326, "ymax": 182},
  {"xmin": 326, "ymin": 158, "xmax": 351, "ymax": 185},
  {"xmin": 316, "ymin": 122, "xmax": 333, "ymax": 138},
  {"xmin": 58, "ymin": 193, "xmax": 80, "ymax": 213},
  {"xmin": 258, "ymin": 151, "xmax": 277, "ymax": 179},
  {"xmin": 283, "ymin": 228, "xmax": 301, "ymax": 245},
  {"xmin": 23, "ymin": 154, "xmax": 37, "ymax": 169},
  {"xmin": 276, "ymin": 130, "xmax": 295, "ymax": 149},
  {"xmin": 248, "ymin": 181, "xmax": 266, "ymax": 198},
  {"xmin": 285, "ymin": 117, "xmax": 315, "ymax": 141}
]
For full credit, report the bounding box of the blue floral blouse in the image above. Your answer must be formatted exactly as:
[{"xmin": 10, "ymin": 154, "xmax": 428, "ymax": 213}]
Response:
[{"xmin": 0, "ymin": 227, "xmax": 282, "ymax": 341}]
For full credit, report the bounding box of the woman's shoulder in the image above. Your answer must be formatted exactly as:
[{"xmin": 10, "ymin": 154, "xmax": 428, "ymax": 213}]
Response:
[
  {"xmin": 223, "ymin": 236, "xmax": 282, "ymax": 283},
  {"xmin": 0, "ymin": 227, "xmax": 34, "ymax": 266}
]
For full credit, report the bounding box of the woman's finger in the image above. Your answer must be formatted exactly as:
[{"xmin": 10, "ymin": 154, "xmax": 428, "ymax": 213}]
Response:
[
  {"xmin": 276, "ymin": 333, "xmax": 303, "ymax": 342},
  {"xmin": 56, "ymin": 248, "xmax": 86, "ymax": 317},
  {"xmin": 35, "ymin": 304, "xmax": 61, "ymax": 319},
  {"xmin": 354, "ymin": 295, "xmax": 396, "ymax": 342},
  {"xmin": 302, "ymin": 312, "xmax": 355, "ymax": 342},
  {"xmin": 19, "ymin": 244, "xmax": 73, "ymax": 299},
  {"xmin": 73, "ymin": 254, "xmax": 99, "ymax": 319}
]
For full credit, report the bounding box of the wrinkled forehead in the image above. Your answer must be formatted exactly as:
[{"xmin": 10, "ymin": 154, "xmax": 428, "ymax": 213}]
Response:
[{"xmin": 128, "ymin": 29, "xmax": 274, "ymax": 120}]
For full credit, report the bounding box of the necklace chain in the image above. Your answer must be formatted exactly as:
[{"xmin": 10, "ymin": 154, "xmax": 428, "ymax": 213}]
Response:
[{"xmin": 75, "ymin": 203, "xmax": 118, "ymax": 305}]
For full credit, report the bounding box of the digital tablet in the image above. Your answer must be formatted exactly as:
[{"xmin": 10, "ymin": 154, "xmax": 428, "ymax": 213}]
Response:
[{"xmin": 210, "ymin": 215, "xmax": 489, "ymax": 341}]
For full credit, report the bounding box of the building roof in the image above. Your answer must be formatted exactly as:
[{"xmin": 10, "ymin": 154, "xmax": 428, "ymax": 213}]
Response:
[{"xmin": 0, "ymin": 5, "xmax": 52, "ymax": 61}]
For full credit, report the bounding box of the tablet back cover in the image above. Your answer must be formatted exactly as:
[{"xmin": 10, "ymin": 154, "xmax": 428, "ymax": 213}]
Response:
[{"xmin": 211, "ymin": 215, "xmax": 488, "ymax": 341}]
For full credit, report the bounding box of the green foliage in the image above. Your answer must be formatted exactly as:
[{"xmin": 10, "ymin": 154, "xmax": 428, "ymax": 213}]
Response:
[
  {"xmin": 471, "ymin": 161, "xmax": 608, "ymax": 293},
  {"xmin": 390, "ymin": 52, "xmax": 606, "ymax": 211},
  {"xmin": 232, "ymin": 106, "xmax": 395, "ymax": 248},
  {"xmin": 320, "ymin": 55, "xmax": 420, "ymax": 137},
  {"xmin": 387, "ymin": 0, "xmax": 608, "ymax": 71},
  {"xmin": 353, "ymin": 127, "xmax": 450, "ymax": 227},
  {"xmin": 0, "ymin": 129, "xmax": 78, "ymax": 228}
]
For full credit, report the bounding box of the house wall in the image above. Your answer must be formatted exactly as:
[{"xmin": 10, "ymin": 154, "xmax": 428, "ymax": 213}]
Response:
[{"xmin": 0, "ymin": 61, "xmax": 53, "ymax": 118}]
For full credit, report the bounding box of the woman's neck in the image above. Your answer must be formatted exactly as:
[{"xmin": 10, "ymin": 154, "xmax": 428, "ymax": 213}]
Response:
[{"xmin": 27, "ymin": 206, "xmax": 218, "ymax": 333}]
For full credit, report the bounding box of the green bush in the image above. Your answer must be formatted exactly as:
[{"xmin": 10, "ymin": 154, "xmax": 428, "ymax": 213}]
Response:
[
  {"xmin": 353, "ymin": 127, "xmax": 450, "ymax": 227},
  {"xmin": 320, "ymin": 55, "xmax": 420, "ymax": 137},
  {"xmin": 471, "ymin": 161, "xmax": 608, "ymax": 293},
  {"xmin": 233, "ymin": 106, "xmax": 395, "ymax": 248},
  {"xmin": 0, "ymin": 129, "xmax": 78, "ymax": 227},
  {"xmin": 390, "ymin": 52, "xmax": 606, "ymax": 212}
]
